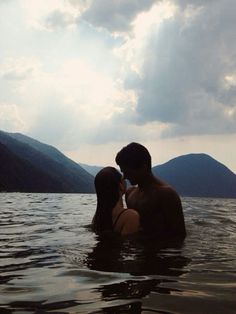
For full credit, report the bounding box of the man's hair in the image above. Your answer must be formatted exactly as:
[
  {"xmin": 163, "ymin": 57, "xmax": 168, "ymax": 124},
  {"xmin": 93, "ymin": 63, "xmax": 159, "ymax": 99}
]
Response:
[{"xmin": 115, "ymin": 142, "xmax": 152, "ymax": 170}]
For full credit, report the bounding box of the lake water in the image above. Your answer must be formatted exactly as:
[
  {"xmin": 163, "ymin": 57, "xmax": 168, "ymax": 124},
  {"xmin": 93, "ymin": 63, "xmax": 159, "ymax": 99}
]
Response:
[{"xmin": 0, "ymin": 193, "xmax": 235, "ymax": 314}]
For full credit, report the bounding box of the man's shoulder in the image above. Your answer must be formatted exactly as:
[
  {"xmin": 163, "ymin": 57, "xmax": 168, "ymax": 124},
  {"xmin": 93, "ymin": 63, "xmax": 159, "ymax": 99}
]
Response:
[
  {"xmin": 151, "ymin": 182, "xmax": 182, "ymax": 211},
  {"xmin": 153, "ymin": 181, "xmax": 180, "ymax": 199},
  {"xmin": 159, "ymin": 184, "xmax": 180, "ymax": 198}
]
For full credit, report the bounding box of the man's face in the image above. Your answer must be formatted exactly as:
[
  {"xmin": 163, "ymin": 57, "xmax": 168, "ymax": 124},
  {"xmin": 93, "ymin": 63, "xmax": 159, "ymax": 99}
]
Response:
[{"xmin": 119, "ymin": 166, "xmax": 139, "ymax": 185}]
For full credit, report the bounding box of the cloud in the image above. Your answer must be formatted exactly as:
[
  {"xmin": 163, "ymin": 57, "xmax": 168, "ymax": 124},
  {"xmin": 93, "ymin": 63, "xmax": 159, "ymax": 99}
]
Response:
[
  {"xmin": 44, "ymin": 10, "xmax": 78, "ymax": 30},
  {"xmin": 1, "ymin": 0, "xmax": 236, "ymax": 153},
  {"xmin": 81, "ymin": 0, "xmax": 157, "ymax": 33},
  {"xmin": 19, "ymin": 0, "xmax": 80, "ymax": 30},
  {"xmin": 0, "ymin": 0, "xmax": 13, "ymax": 4},
  {"xmin": 38, "ymin": 0, "xmax": 157, "ymax": 33},
  {"xmin": 121, "ymin": 0, "xmax": 236, "ymax": 136},
  {"xmin": 0, "ymin": 57, "xmax": 41, "ymax": 81},
  {"xmin": 0, "ymin": 57, "xmax": 44, "ymax": 114},
  {"xmin": 174, "ymin": 0, "xmax": 215, "ymax": 9},
  {"xmin": 0, "ymin": 56, "xmax": 135, "ymax": 147},
  {"xmin": 0, "ymin": 102, "xmax": 26, "ymax": 131}
]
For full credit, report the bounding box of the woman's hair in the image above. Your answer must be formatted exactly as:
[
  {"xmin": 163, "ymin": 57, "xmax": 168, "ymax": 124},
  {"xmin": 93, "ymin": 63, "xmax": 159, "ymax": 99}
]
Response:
[{"xmin": 92, "ymin": 167, "xmax": 122, "ymax": 234}]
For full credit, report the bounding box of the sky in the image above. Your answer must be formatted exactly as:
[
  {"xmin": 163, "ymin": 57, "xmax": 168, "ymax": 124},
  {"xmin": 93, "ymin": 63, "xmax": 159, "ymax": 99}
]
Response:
[{"xmin": 0, "ymin": 0, "xmax": 236, "ymax": 172}]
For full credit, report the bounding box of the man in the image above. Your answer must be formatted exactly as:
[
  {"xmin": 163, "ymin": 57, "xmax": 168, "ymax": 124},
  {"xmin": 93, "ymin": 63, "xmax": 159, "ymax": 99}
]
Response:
[{"xmin": 115, "ymin": 142, "xmax": 186, "ymax": 239}]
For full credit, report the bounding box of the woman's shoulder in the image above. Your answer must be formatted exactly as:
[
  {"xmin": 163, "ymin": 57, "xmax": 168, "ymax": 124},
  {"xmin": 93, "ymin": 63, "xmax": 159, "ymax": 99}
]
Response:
[
  {"xmin": 120, "ymin": 208, "xmax": 140, "ymax": 235},
  {"xmin": 114, "ymin": 208, "xmax": 139, "ymax": 225},
  {"xmin": 124, "ymin": 208, "xmax": 139, "ymax": 219}
]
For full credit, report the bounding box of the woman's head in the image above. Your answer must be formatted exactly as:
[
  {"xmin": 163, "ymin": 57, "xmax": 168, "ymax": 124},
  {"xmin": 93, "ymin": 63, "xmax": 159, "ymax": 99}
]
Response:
[
  {"xmin": 95, "ymin": 166, "xmax": 122, "ymax": 199},
  {"xmin": 93, "ymin": 167, "xmax": 123, "ymax": 233}
]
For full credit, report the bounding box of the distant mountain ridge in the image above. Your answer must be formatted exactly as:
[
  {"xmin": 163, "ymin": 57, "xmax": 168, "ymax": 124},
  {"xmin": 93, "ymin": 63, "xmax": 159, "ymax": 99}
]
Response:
[
  {"xmin": 0, "ymin": 130, "xmax": 95, "ymax": 193},
  {"xmin": 1, "ymin": 130, "xmax": 235, "ymax": 197},
  {"xmin": 153, "ymin": 153, "xmax": 236, "ymax": 198},
  {"xmin": 0, "ymin": 142, "xmax": 65, "ymax": 192},
  {"xmin": 80, "ymin": 154, "xmax": 236, "ymax": 198},
  {"xmin": 79, "ymin": 163, "xmax": 102, "ymax": 177}
]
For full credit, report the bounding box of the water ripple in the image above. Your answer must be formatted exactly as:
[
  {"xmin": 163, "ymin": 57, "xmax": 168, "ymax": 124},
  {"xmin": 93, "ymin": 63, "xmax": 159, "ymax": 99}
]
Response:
[{"xmin": 0, "ymin": 194, "xmax": 235, "ymax": 313}]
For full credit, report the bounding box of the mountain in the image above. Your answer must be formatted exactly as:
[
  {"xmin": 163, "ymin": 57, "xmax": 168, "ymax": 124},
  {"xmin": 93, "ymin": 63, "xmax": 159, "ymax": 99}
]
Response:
[
  {"xmin": 79, "ymin": 163, "xmax": 102, "ymax": 176},
  {"xmin": 0, "ymin": 130, "xmax": 95, "ymax": 193},
  {"xmin": 152, "ymin": 153, "xmax": 236, "ymax": 198},
  {"xmin": 1, "ymin": 129, "xmax": 235, "ymax": 197},
  {"xmin": 0, "ymin": 142, "xmax": 65, "ymax": 192}
]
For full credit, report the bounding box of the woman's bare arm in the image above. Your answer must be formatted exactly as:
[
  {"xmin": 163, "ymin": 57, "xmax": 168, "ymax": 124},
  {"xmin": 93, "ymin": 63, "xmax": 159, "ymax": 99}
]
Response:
[{"xmin": 121, "ymin": 210, "xmax": 140, "ymax": 236}]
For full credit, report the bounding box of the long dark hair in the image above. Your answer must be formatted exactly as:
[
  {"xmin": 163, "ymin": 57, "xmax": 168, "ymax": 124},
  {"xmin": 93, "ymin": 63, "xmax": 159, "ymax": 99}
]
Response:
[{"xmin": 92, "ymin": 167, "xmax": 122, "ymax": 234}]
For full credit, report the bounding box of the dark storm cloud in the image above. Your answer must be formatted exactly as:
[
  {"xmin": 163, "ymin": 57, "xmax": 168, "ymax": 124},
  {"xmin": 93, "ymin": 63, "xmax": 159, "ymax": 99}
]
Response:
[
  {"xmin": 44, "ymin": 0, "xmax": 157, "ymax": 32},
  {"xmin": 82, "ymin": 0, "xmax": 157, "ymax": 32},
  {"xmin": 128, "ymin": 0, "xmax": 236, "ymax": 136},
  {"xmin": 44, "ymin": 10, "xmax": 77, "ymax": 30},
  {"xmin": 40, "ymin": 0, "xmax": 236, "ymax": 138}
]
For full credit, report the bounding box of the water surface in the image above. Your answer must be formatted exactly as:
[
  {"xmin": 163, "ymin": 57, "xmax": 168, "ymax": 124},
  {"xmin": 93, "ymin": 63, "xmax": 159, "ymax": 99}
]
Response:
[{"xmin": 0, "ymin": 193, "xmax": 236, "ymax": 313}]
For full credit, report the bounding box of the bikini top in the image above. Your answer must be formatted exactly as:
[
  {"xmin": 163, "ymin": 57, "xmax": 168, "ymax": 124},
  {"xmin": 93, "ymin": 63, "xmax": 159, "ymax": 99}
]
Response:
[{"xmin": 112, "ymin": 208, "xmax": 128, "ymax": 231}]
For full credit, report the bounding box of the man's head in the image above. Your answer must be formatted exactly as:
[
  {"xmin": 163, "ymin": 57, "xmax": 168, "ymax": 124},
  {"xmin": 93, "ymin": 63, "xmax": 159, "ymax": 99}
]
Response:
[{"xmin": 115, "ymin": 142, "xmax": 152, "ymax": 185}]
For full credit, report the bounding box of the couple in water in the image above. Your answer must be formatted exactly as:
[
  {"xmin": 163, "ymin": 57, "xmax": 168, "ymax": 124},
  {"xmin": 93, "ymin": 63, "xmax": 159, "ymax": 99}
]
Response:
[{"xmin": 92, "ymin": 142, "xmax": 186, "ymax": 239}]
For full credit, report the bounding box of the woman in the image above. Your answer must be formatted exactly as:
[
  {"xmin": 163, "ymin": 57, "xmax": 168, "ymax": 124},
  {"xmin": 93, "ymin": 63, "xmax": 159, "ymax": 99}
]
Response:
[{"xmin": 92, "ymin": 167, "xmax": 140, "ymax": 236}]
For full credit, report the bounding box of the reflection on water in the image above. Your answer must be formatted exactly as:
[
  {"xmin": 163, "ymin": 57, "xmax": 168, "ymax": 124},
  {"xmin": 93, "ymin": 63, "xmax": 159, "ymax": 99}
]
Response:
[
  {"xmin": 0, "ymin": 193, "xmax": 236, "ymax": 313},
  {"xmin": 85, "ymin": 235, "xmax": 190, "ymax": 313},
  {"xmin": 86, "ymin": 234, "xmax": 190, "ymax": 276}
]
